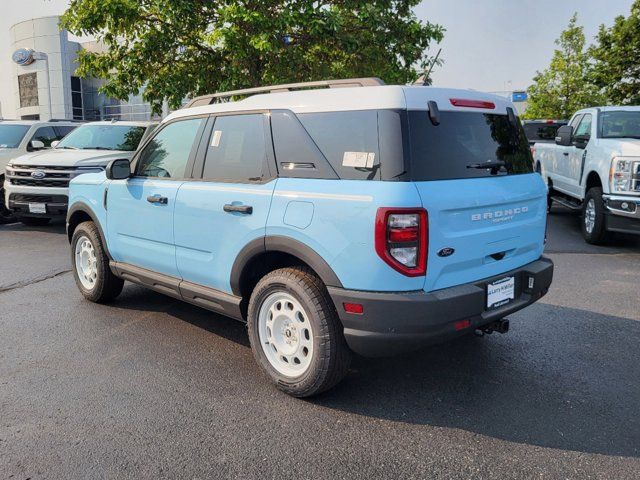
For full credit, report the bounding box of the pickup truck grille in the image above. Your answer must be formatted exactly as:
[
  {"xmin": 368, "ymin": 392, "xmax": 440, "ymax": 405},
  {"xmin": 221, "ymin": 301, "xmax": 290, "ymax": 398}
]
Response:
[{"xmin": 6, "ymin": 165, "xmax": 83, "ymax": 189}]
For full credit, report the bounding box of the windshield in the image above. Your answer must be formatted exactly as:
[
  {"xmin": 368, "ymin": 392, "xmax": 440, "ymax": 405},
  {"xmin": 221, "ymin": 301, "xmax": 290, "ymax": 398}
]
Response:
[
  {"xmin": 407, "ymin": 111, "xmax": 534, "ymax": 181},
  {"xmin": 0, "ymin": 124, "xmax": 30, "ymax": 148},
  {"xmin": 601, "ymin": 110, "xmax": 640, "ymax": 139},
  {"xmin": 57, "ymin": 125, "xmax": 146, "ymax": 151}
]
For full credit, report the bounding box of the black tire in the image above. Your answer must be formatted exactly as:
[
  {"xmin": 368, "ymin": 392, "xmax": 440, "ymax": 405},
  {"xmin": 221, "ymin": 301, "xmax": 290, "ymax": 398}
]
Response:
[
  {"xmin": 582, "ymin": 187, "xmax": 610, "ymax": 245},
  {"xmin": 71, "ymin": 221, "xmax": 124, "ymax": 303},
  {"xmin": 0, "ymin": 181, "xmax": 16, "ymax": 224},
  {"xmin": 247, "ymin": 267, "xmax": 351, "ymax": 397},
  {"xmin": 19, "ymin": 216, "xmax": 50, "ymax": 226}
]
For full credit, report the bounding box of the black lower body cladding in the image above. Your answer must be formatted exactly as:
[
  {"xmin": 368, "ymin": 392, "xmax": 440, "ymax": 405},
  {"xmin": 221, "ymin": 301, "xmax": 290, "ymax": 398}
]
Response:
[{"xmin": 328, "ymin": 257, "xmax": 554, "ymax": 357}]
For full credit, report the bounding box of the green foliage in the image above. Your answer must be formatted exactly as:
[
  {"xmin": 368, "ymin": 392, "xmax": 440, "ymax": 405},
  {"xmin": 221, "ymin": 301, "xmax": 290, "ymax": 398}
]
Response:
[
  {"xmin": 61, "ymin": 0, "xmax": 444, "ymax": 113},
  {"xmin": 590, "ymin": 0, "xmax": 640, "ymax": 105},
  {"xmin": 524, "ymin": 14, "xmax": 601, "ymax": 120}
]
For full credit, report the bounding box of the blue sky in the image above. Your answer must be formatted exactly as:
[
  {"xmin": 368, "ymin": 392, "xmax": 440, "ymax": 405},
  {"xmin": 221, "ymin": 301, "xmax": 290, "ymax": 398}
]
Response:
[
  {"xmin": 417, "ymin": 0, "xmax": 635, "ymax": 92},
  {"xmin": 0, "ymin": 0, "xmax": 636, "ymax": 104}
]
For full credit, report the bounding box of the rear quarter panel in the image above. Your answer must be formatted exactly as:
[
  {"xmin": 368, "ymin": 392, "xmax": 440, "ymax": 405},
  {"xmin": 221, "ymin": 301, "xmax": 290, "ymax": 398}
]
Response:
[{"xmin": 267, "ymin": 178, "xmax": 425, "ymax": 292}]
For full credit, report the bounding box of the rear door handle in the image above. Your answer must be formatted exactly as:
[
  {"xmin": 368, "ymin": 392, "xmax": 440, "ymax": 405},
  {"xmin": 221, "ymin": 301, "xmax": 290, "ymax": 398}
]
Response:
[
  {"xmin": 147, "ymin": 195, "xmax": 168, "ymax": 205},
  {"xmin": 562, "ymin": 152, "xmax": 569, "ymax": 156},
  {"xmin": 223, "ymin": 204, "xmax": 253, "ymax": 214}
]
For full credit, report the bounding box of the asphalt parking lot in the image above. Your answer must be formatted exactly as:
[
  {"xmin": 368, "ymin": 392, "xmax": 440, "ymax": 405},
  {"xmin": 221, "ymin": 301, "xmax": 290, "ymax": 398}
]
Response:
[{"xmin": 1, "ymin": 207, "xmax": 639, "ymax": 479}]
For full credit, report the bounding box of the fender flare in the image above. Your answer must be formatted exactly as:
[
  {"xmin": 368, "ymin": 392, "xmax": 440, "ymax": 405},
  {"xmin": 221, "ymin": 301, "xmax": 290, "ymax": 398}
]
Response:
[
  {"xmin": 230, "ymin": 235, "xmax": 343, "ymax": 296},
  {"xmin": 66, "ymin": 202, "xmax": 112, "ymax": 260}
]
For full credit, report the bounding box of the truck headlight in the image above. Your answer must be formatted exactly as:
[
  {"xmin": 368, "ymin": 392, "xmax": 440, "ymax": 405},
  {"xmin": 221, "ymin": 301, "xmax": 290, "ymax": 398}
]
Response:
[{"xmin": 610, "ymin": 157, "xmax": 640, "ymax": 194}]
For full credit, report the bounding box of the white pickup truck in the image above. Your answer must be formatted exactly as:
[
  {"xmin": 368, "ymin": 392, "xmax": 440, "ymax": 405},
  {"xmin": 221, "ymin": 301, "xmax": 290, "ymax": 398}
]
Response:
[{"xmin": 534, "ymin": 106, "xmax": 640, "ymax": 244}]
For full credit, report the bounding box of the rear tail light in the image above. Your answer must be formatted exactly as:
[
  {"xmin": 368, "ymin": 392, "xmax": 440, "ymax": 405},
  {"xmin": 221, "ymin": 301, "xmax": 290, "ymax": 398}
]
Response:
[{"xmin": 375, "ymin": 208, "xmax": 428, "ymax": 277}]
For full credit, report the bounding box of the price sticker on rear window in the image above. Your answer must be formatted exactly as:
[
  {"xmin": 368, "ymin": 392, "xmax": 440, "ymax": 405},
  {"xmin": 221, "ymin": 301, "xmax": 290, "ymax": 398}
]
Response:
[
  {"xmin": 342, "ymin": 152, "xmax": 375, "ymax": 168},
  {"xmin": 210, "ymin": 130, "xmax": 222, "ymax": 147}
]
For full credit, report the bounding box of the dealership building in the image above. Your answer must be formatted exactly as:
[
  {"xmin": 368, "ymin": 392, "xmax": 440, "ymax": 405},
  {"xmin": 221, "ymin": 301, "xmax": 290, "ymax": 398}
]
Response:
[{"xmin": 4, "ymin": 16, "xmax": 156, "ymax": 121}]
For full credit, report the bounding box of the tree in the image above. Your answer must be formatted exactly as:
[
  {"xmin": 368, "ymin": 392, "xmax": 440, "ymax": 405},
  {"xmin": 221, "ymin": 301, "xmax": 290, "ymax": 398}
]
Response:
[
  {"xmin": 524, "ymin": 14, "xmax": 601, "ymax": 119},
  {"xmin": 591, "ymin": 1, "xmax": 640, "ymax": 105},
  {"xmin": 61, "ymin": 1, "xmax": 444, "ymax": 113}
]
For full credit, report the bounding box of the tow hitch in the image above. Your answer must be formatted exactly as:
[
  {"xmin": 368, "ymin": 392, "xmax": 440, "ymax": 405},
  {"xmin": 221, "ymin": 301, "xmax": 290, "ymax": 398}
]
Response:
[{"xmin": 475, "ymin": 319, "xmax": 510, "ymax": 336}]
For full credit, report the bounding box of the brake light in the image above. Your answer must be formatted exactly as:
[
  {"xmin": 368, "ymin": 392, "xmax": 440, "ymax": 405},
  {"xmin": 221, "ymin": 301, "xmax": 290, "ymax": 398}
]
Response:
[
  {"xmin": 450, "ymin": 98, "xmax": 496, "ymax": 109},
  {"xmin": 375, "ymin": 208, "xmax": 428, "ymax": 277}
]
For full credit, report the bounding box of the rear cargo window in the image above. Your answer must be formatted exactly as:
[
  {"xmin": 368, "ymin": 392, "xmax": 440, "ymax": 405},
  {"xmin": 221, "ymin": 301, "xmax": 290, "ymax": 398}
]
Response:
[
  {"xmin": 407, "ymin": 110, "xmax": 534, "ymax": 181},
  {"xmin": 297, "ymin": 111, "xmax": 380, "ymax": 180}
]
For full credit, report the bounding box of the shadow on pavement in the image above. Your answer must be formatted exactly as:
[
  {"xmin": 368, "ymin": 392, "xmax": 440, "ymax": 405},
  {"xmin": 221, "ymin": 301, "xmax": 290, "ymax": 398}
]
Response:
[
  {"xmin": 113, "ymin": 285, "xmax": 640, "ymax": 458},
  {"xmin": 546, "ymin": 206, "xmax": 640, "ymax": 254}
]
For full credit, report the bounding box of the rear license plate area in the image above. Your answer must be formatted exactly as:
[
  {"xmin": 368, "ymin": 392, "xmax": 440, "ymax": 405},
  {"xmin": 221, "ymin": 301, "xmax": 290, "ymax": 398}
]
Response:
[{"xmin": 487, "ymin": 276, "xmax": 515, "ymax": 309}]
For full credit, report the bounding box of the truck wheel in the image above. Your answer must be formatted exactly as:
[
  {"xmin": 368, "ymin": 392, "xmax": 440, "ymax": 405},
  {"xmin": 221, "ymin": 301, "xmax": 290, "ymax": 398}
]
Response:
[
  {"xmin": 582, "ymin": 187, "xmax": 610, "ymax": 245},
  {"xmin": 247, "ymin": 267, "xmax": 351, "ymax": 397},
  {"xmin": 19, "ymin": 217, "xmax": 50, "ymax": 226},
  {"xmin": 71, "ymin": 221, "xmax": 124, "ymax": 303},
  {"xmin": 0, "ymin": 199, "xmax": 15, "ymax": 225}
]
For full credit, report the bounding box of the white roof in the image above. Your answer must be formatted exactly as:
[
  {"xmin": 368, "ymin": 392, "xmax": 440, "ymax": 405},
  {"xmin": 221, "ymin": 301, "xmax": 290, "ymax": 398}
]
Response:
[
  {"xmin": 0, "ymin": 120, "xmax": 78, "ymax": 126},
  {"xmin": 167, "ymin": 85, "xmax": 516, "ymax": 123},
  {"xmin": 83, "ymin": 120, "xmax": 157, "ymax": 127}
]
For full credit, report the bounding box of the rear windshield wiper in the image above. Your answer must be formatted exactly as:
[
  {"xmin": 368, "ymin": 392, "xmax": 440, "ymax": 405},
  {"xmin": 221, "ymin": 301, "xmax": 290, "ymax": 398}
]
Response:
[{"xmin": 467, "ymin": 161, "xmax": 506, "ymax": 174}]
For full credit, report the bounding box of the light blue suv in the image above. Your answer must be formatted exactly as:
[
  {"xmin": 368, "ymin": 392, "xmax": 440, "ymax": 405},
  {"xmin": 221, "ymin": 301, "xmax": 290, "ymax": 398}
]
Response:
[{"xmin": 67, "ymin": 78, "xmax": 553, "ymax": 397}]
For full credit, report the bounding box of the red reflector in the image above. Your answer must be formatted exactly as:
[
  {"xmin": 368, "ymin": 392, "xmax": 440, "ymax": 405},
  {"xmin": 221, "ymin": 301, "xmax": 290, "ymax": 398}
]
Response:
[
  {"xmin": 343, "ymin": 303, "xmax": 364, "ymax": 315},
  {"xmin": 389, "ymin": 227, "xmax": 419, "ymax": 243},
  {"xmin": 450, "ymin": 98, "xmax": 496, "ymax": 109},
  {"xmin": 454, "ymin": 319, "xmax": 471, "ymax": 331}
]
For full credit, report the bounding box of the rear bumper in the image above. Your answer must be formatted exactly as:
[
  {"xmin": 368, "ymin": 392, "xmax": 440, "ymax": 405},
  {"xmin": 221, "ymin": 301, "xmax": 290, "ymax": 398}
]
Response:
[
  {"xmin": 603, "ymin": 195, "xmax": 640, "ymax": 235},
  {"xmin": 328, "ymin": 257, "xmax": 554, "ymax": 357}
]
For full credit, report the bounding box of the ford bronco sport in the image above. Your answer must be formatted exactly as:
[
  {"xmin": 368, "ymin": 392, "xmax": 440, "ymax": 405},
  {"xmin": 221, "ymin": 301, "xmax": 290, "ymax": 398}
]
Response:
[{"xmin": 66, "ymin": 78, "xmax": 553, "ymax": 397}]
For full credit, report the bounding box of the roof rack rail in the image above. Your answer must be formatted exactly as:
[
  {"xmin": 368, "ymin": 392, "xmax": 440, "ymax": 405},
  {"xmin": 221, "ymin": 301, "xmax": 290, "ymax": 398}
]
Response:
[
  {"xmin": 185, "ymin": 77, "xmax": 386, "ymax": 108},
  {"xmin": 49, "ymin": 118, "xmax": 86, "ymax": 123}
]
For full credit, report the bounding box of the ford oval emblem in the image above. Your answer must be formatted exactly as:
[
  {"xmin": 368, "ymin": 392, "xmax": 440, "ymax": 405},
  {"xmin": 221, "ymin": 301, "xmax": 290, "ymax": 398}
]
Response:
[
  {"xmin": 12, "ymin": 48, "xmax": 35, "ymax": 66},
  {"xmin": 437, "ymin": 247, "xmax": 455, "ymax": 257},
  {"xmin": 31, "ymin": 170, "xmax": 46, "ymax": 179}
]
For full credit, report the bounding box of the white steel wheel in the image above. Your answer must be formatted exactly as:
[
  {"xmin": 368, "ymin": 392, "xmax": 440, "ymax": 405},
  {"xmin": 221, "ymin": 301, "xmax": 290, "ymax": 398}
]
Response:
[
  {"xmin": 584, "ymin": 198, "xmax": 596, "ymax": 234},
  {"xmin": 75, "ymin": 235, "xmax": 98, "ymax": 290},
  {"xmin": 257, "ymin": 291, "xmax": 314, "ymax": 378}
]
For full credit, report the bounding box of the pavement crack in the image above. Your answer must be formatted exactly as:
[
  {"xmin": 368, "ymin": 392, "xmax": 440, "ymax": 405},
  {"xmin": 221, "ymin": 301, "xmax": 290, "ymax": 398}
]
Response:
[{"xmin": 0, "ymin": 268, "xmax": 72, "ymax": 293}]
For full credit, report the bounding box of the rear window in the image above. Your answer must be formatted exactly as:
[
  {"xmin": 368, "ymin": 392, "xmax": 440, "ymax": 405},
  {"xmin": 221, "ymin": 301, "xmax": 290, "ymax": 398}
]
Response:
[
  {"xmin": 407, "ymin": 110, "xmax": 534, "ymax": 181},
  {"xmin": 523, "ymin": 122, "xmax": 564, "ymax": 142},
  {"xmin": 600, "ymin": 110, "xmax": 640, "ymax": 139},
  {"xmin": 297, "ymin": 111, "xmax": 380, "ymax": 180}
]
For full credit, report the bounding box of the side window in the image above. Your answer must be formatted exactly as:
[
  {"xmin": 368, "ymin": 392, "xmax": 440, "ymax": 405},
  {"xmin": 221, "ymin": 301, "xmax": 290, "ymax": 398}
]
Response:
[
  {"xmin": 569, "ymin": 114, "xmax": 583, "ymax": 131},
  {"xmin": 136, "ymin": 118, "xmax": 204, "ymax": 179},
  {"xmin": 574, "ymin": 114, "xmax": 592, "ymax": 138},
  {"xmin": 297, "ymin": 111, "xmax": 380, "ymax": 180},
  {"xmin": 270, "ymin": 110, "xmax": 337, "ymax": 179},
  {"xmin": 54, "ymin": 125, "xmax": 77, "ymax": 140},
  {"xmin": 30, "ymin": 126, "xmax": 58, "ymax": 147},
  {"xmin": 202, "ymin": 114, "xmax": 267, "ymax": 182}
]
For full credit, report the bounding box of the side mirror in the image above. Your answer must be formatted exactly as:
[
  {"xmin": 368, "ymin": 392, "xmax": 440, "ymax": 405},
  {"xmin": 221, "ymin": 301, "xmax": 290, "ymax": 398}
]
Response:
[
  {"xmin": 555, "ymin": 125, "xmax": 573, "ymax": 147},
  {"xmin": 51, "ymin": 140, "xmax": 60, "ymax": 148},
  {"xmin": 29, "ymin": 140, "xmax": 45, "ymax": 151},
  {"xmin": 105, "ymin": 159, "xmax": 131, "ymax": 180}
]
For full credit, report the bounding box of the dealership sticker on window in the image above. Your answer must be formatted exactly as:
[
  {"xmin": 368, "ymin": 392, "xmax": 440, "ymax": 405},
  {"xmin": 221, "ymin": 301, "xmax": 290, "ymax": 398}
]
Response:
[
  {"xmin": 342, "ymin": 151, "xmax": 375, "ymax": 168},
  {"xmin": 210, "ymin": 130, "xmax": 222, "ymax": 147}
]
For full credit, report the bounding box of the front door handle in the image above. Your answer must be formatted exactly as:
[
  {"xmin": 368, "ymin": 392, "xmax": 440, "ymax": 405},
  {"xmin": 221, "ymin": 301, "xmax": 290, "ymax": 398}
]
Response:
[
  {"xmin": 223, "ymin": 204, "xmax": 253, "ymax": 214},
  {"xmin": 563, "ymin": 152, "xmax": 569, "ymax": 156},
  {"xmin": 147, "ymin": 195, "xmax": 168, "ymax": 205}
]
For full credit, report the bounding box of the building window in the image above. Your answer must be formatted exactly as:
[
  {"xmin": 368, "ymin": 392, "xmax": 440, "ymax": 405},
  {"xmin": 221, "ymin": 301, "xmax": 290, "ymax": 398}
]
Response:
[
  {"xmin": 71, "ymin": 76, "xmax": 84, "ymax": 120},
  {"xmin": 18, "ymin": 73, "xmax": 39, "ymax": 108}
]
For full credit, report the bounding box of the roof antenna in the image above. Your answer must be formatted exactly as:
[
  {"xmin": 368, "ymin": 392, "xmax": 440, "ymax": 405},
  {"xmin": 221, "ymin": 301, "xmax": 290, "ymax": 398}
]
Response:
[{"xmin": 421, "ymin": 48, "xmax": 442, "ymax": 86}]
